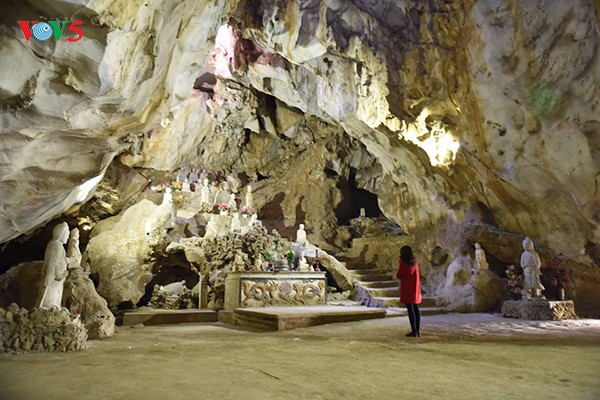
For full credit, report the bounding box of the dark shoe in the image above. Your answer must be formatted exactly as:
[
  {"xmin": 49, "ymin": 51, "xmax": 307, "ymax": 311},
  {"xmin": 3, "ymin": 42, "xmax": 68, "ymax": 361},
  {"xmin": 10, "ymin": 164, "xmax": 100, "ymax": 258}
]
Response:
[{"xmin": 405, "ymin": 331, "xmax": 418, "ymax": 337}]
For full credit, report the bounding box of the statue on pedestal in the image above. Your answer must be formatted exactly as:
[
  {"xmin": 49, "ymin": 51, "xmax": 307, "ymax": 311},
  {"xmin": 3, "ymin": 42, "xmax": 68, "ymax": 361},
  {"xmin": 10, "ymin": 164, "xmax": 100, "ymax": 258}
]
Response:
[
  {"xmin": 521, "ymin": 237, "xmax": 545, "ymax": 298},
  {"xmin": 162, "ymin": 188, "xmax": 176, "ymax": 228},
  {"xmin": 474, "ymin": 242, "xmax": 489, "ymax": 271},
  {"xmin": 244, "ymin": 185, "xmax": 253, "ymax": 210},
  {"xmin": 38, "ymin": 222, "xmax": 70, "ymax": 309},
  {"xmin": 359, "ymin": 208, "xmax": 366, "ymax": 218},
  {"xmin": 296, "ymin": 223, "xmax": 308, "ymax": 246}
]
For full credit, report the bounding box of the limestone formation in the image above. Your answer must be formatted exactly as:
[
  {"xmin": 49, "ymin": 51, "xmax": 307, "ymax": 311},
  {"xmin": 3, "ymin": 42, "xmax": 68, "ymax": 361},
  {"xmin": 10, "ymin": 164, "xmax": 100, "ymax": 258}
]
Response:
[
  {"xmin": 0, "ymin": 0, "xmax": 599, "ymax": 315},
  {"xmin": 85, "ymin": 199, "xmax": 171, "ymax": 308},
  {"xmin": 0, "ymin": 304, "xmax": 87, "ymax": 353},
  {"xmin": 436, "ymin": 256, "xmax": 506, "ymax": 313},
  {"xmin": 62, "ymin": 267, "xmax": 115, "ymax": 340},
  {"xmin": 147, "ymin": 282, "xmax": 197, "ymax": 310}
]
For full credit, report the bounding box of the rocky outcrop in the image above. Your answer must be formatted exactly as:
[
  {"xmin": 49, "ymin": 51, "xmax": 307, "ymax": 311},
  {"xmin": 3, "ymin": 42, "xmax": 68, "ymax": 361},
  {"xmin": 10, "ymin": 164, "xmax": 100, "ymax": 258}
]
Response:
[
  {"xmin": 0, "ymin": 304, "xmax": 87, "ymax": 353},
  {"xmin": 62, "ymin": 268, "xmax": 115, "ymax": 339},
  {"xmin": 436, "ymin": 256, "xmax": 507, "ymax": 313},
  {"xmin": 85, "ymin": 199, "xmax": 172, "ymax": 308}
]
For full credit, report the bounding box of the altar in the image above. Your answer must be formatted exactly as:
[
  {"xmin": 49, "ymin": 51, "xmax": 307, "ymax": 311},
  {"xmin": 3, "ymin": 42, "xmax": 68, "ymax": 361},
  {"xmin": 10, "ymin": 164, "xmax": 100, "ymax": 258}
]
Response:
[{"xmin": 224, "ymin": 271, "xmax": 327, "ymax": 309}]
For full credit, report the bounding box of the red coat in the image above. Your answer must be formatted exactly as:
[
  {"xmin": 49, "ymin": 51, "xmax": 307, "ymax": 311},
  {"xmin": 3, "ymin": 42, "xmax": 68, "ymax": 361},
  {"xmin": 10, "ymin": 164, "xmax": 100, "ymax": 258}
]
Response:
[{"xmin": 396, "ymin": 260, "xmax": 421, "ymax": 304}]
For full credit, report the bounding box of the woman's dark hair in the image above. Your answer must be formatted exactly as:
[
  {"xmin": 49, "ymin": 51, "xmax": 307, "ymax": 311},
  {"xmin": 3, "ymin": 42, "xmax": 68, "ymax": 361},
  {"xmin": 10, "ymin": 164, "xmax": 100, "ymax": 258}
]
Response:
[{"xmin": 400, "ymin": 245, "xmax": 416, "ymax": 265}]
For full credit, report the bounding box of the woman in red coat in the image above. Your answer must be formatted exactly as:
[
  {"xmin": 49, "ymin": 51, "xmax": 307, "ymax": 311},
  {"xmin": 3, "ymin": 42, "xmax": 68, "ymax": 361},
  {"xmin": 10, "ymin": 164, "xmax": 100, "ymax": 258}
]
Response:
[{"xmin": 396, "ymin": 245, "xmax": 422, "ymax": 337}]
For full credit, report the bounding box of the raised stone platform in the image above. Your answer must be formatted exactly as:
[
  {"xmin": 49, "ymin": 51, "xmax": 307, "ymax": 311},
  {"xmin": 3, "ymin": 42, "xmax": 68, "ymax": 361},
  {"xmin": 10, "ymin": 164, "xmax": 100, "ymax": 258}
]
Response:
[
  {"xmin": 122, "ymin": 309, "xmax": 218, "ymax": 326},
  {"xmin": 225, "ymin": 271, "xmax": 327, "ymax": 309},
  {"xmin": 221, "ymin": 305, "xmax": 386, "ymax": 331},
  {"xmin": 501, "ymin": 300, "xmax": 577, "ymax": 320}
]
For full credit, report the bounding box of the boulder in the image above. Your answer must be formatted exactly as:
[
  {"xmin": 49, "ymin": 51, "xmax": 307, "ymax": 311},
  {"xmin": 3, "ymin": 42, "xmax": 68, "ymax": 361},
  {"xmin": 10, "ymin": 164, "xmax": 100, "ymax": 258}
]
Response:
[
  {"xmin": 62, "ymin": 268, "xmax": 115, "ymax": 339},
  {"xmin": 437, "ymin": 256, "xmax": 506, "ymax": 312},
  {"xmin": 85, "ymin": 199, "xmax": 172, "ymax": 308}
]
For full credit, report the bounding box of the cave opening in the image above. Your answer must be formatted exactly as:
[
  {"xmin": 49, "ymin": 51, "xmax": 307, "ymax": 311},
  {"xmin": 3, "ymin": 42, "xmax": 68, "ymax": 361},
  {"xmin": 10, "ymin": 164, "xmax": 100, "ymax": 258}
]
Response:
[{"xmin": 335, "ymin": 168, "xmax": 382, "ymax": 225}]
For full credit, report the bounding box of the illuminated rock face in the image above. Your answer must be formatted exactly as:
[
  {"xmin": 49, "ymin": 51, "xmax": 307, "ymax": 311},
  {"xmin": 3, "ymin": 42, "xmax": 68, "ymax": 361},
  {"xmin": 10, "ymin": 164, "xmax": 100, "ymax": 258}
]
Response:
[{"xmin": 0, "ymin": 1, "xmax": 599, "ymax": 311}]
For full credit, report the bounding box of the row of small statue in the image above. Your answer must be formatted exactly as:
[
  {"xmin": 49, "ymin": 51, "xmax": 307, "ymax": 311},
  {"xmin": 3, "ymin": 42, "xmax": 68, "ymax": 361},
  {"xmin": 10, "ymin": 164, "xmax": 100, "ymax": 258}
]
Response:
[
  {"xmin": 163, "ymin": 182, "xmax": 254, "ymax": 214},
  {"xmin": 475, "ymin": 237, "xmax": 545, "ymax": 298}
]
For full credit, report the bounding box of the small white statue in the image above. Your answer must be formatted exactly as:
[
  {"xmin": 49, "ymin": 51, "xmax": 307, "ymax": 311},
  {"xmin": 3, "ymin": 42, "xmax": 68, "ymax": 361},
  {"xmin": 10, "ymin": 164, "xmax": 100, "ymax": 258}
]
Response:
[
  {"xmin": 244, "ymin": 185, "xmax": 253, "ymax": 210},
  {"xmin": 182, "ymin": 179, "xmax": 191, "ymax": 192},
  {"xmin": 228, "ymin": 193, "xmax": 237, "ymax": 211},
  {"xmin": 254, "ymin": 254, "xmax": 263, "ymax": 271},
  {"xmin": 298, "ymin": 251, "xmax": 310, "ymax": 271},
  {"xmin": 199, "ymin": 178, "xmax": 210, "ymax": 208},
  {"xmin": 474, "ymin": 242, "xmax": 489, "ymax": 271},
  {"xmin": 66, "ymin": 227, "xmax": 82, "ymax": 270},
  {"xmin": 521, "ymin": 237, "xmax": 545, "ymax": 298},
  {"xmin": 359, "ymin": 208, "xmax": 366, "ymax": 218},
  {"xmin": 230, "ymin": 213, "xmax": 241, "ymax": 232},
  {"xmin": 296, "ymin": 223, "xmax": 308, "ymax": 246},
  {"xmin": 38, "ymin": 222, "xmax": 70, "ymax": 309},
  {"xmin": 250, "ymin": 213, "xmax": 258, "ymax": 226},
  {"xmin": 162, "ymin": 187, "xmax": 173, "ymax": 204}
]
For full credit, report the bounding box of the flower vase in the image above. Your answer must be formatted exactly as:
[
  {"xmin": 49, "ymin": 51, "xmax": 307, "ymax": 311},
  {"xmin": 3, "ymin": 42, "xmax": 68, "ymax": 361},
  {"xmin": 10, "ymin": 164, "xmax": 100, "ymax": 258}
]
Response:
[
  {"xmin": 559, "ymin": 288, "xmax": 565, "ymax": 301},
  {"xmin": 219, "ymin": 210, "xmax": 227, "ymax": 216},
  {"xmin": 242, "ymin": 214, "xmax": 248, "ymax": 219}
]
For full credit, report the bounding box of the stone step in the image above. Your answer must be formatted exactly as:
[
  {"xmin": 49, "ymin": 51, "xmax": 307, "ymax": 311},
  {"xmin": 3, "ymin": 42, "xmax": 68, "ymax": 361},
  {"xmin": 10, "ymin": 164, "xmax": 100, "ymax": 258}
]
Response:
[
  {"xmin": 344, "ymin": 262, "xmax": 378, "ymax": 270},
  {"xmin": 368, "ymin": 287, "xmax": 400, "ymax": 297},
  {"xmin": 359, "ymin": 296, "xmax": 437, "ymax": 308},
  {"xmin": 346, "ymin": 265, "xmax": 378, "ymax": 272},
  {"xmin": 356, "ymin": 280, "xmax": 399, "ymax": 288},
  {"xmin": 229, "ymin": 306, "xmax": 387, "ymax": 331},
  {"xmin": 385, "ymin": 306, "xmax": 448, "ymax": 318},
  {"xmin": 350, "ymin": 272, "xmax": 394, "ymax": 281}
]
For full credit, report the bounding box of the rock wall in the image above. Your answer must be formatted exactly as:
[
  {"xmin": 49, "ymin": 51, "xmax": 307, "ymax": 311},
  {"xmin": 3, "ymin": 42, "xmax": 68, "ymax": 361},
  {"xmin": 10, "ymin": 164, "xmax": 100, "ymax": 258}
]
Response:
[{"xmin": 1, "ymin": 1, "xmax": 599, "ymax": 312}]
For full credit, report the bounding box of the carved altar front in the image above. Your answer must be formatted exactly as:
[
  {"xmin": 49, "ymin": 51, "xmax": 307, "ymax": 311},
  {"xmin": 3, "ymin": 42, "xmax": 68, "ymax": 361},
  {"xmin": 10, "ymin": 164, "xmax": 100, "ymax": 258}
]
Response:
[{"xmin": 224, "ymin": 272, "xmax": 327, "ymax": 309}]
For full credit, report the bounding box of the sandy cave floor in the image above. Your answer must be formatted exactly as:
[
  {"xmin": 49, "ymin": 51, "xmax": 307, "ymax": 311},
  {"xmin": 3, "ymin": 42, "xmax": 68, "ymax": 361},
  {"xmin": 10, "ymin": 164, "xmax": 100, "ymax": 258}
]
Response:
[{"xmin": 0, "ymin": 313, "xmax": 599, "ymax": 400}]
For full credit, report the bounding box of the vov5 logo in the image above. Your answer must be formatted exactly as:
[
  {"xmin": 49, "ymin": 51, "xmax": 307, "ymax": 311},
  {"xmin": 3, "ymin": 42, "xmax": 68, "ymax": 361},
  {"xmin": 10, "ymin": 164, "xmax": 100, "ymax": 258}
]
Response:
[{"xmin": 18, "ymin": 20, "xmax": 84, "ymax": 42}]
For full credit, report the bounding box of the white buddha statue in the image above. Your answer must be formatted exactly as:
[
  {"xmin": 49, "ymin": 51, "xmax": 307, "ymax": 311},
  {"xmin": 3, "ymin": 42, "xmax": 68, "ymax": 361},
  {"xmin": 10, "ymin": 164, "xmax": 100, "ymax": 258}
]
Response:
[
  {"xmin": 228, "ymin": 193, "xmax": 237, "ymax": 211},
  {"xmin": 296, "ymin": 223, "xmax": 308, "ymax": 246},
  {"xmin": 38, "ymin": 222, "xmax": 70, "ymax": 309},
  {"xmin": 474, "ymin": 242, "xmax": 489, "ymax": 271},
  {"xmin": 521, "ymin": 237, "xmax": 545, "ymax": 298},
  {"xmin": 162, "ymin": 187, "xmax": 173, "ymax": 204},
  {"xmin": 298, "ymin": 251, "xmax": 310, "ymax": 271},
  {"xmin": 244, "ymin": 185, "xmax": 253, "ymax": 210},
  {"xmin": 182, "ymin": 179, "xmax": 191, "ymax": 192}
]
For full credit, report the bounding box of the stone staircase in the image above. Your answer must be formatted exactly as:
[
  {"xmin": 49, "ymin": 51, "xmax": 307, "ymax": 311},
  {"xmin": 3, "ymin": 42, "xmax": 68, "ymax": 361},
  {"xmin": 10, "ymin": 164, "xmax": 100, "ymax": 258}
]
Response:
[{"xmin": 344, "ymin": 261, "xmax": 447, "ymax": 316}]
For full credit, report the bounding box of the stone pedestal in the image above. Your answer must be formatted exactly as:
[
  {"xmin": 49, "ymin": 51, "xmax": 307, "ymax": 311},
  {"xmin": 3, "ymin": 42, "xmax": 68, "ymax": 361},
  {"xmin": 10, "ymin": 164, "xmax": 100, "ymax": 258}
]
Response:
[
  {"xmin": 198, "ymin": 277, "xmax": 208, "ymax": 309},
  {"xmin": 501, "ymin": 300, "xmax": 576, "ymax": 320},
  {"xmin": 225, "ymin": 272, "xmax": 327, "ymax": 309}
]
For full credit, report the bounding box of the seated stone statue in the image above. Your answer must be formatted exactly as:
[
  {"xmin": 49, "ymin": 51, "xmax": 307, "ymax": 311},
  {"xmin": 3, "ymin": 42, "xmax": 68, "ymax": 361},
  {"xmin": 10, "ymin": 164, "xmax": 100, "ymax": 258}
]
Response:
[
  {"xmin": 521, "ymin": 237, "xmax": 545, "ymax": 298},
  {"xmin": 228, "ymin": 193, "xmax": 237, "ymax": 211},
  {"xmin": 298, "ymin": 251, "xmax": 311, "ymax": 271},
  {"xmin": 296, "ymin": 223, "xmax": 308, "ymax": 246},
  {"xmin": 474, "ymin": 242, "xmax": 489, "ymax": 271},
  {"xmin": 38, "ymin": 222, "xmax": 70, "ymax": 309}
]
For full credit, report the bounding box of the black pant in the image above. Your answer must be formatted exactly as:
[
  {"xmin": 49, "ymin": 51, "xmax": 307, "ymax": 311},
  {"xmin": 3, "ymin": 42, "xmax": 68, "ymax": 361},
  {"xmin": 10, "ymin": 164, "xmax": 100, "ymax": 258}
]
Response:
[{"xmin": 405, "ymin": 303, "xmax": 421, "ymax": 333}]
